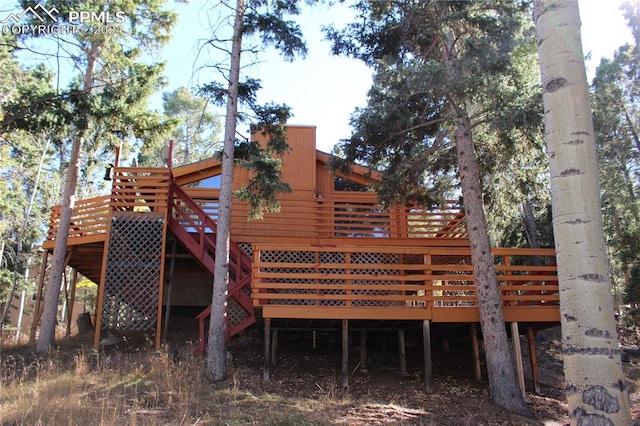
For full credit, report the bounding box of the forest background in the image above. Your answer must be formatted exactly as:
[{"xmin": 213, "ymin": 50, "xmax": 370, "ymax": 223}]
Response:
[{"xmin": 0, "ymin": 0, "xmax": 639, "ymax": 363}]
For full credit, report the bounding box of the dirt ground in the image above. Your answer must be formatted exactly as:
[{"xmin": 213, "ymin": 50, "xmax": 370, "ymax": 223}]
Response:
[{"xmin": 3, "ymin": 324, "xmax": 640, "ymax": 425}]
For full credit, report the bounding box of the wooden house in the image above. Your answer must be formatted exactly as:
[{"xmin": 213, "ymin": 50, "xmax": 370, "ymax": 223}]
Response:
[{"xmin": 36, "ymin": 125, "xmax": 559, "ymax": 391}]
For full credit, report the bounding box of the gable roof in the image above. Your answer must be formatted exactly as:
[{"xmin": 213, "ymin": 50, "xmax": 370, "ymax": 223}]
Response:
[{"xmin": 171, "ymin": 149, "xmax": 382, "ymax": 187}]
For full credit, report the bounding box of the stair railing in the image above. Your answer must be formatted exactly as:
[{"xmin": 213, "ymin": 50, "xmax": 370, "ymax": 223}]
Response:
[{"xmin": 167, "ymin": 180, "xmax": 254, "ymax": 351}]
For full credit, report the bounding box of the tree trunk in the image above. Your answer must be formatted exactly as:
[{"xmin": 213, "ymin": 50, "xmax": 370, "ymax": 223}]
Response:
[
  {"xmin": 35, "ymin": 136, "xmax": 81, "ymax": 353},
  {"xmin": 440, "ymin": 25, "xmax": 530, "ymax": 415},
  {"xmin": 453, "ymin": 108, "xmax": 531, "ymax": 417},
  {"xmin": 206, "ymin": 0, "xmax": 246, "ymax": 382},
  {"xmin": 522, "ymin": 200, "xmax": 543, "ymax": 266},
  {"xmin": 534, "ymin": 1, "xmax": 632, "ymax": 423},
  {"xmin": 1, "ymin": 139, "xmax": 50, "ymax": 325},
  {"xmin": 36, "ymin": 41, "xmax": 101, "ymax": 354},
  {"xmin": 522, "ymin": 200, "xmax": 540, "ymax": 249}
]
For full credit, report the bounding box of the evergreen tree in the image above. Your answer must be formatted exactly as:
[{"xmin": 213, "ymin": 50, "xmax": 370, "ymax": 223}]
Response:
[
  {"xmin": 327, "ymin": 0, "xmax": 541, "ymax": 415},
  {"xmin": 591, "ymin": 7, "xmax": 640, "ymax": 312},
  {"xmin": 197, "ymin": 0, "xmax": 311, "ymax": 381},
  {"xmin": 138, "ymin": 86, "xmax": 221, "ymax": 167},
  {"xmin": 4, "ymin": 0, "xmax": 177, "ymax": 353}
]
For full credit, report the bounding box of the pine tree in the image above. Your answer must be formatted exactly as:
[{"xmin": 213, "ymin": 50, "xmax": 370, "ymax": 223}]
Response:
[{"xmin": 326, "ymin": 0, "xmax": 543, "ymax": 415}]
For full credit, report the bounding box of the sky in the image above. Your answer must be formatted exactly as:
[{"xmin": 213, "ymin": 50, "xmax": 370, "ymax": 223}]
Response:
[
  {"xmin": 3, "ymin": 1, "xmax": 631, "ymax": 154},
  {"xmin": 153, "ymin": 0, "xmax": 635, "ymax": 154}
]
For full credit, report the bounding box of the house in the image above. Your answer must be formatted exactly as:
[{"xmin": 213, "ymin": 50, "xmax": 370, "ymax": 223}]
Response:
[{"xmin": 36, "ymin": 125, "xmax": 559, "ymax": 391}]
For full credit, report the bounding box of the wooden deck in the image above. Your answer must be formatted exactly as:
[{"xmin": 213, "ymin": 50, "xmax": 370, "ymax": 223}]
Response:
[
  {"xmin": 252, "ymin": 244, "xmax": 559, "ymax": 323},
  {"xmin": 41, "ymin": 166, "xmax": 559, "ymax": 328}
]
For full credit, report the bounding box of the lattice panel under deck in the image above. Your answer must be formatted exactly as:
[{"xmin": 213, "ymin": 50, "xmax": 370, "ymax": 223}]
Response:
[
  {"xmin": 228, "ymin": 297, "xmax": 250, "ymax": 328},
  {"xmin": 318, "ymin": 251, "xmax": 345, "ymax": 306},
  {"xmin": 101, "ymin": 213, "xmax": 164, "ymax": 331},
  {"xmin": 259, "ymin": 249, "xmax": 409, "ymax": 307},
  {"xmin": 237, "ymin": 242, "xmax": 252, "ymax": 257}
]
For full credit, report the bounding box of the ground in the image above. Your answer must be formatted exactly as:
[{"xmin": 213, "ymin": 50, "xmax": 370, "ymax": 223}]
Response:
[{"xmin": 2, "ymin": 324, "xmax": 639, "ymax": 425}]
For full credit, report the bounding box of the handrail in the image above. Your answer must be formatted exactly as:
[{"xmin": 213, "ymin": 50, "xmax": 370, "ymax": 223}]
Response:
[
  {"xmin": 44, "ymin": 176, "xmax": 467, "ymax": 246},
  {"xmin": 167, "ymin": 181, "xmax": 255, "ymax": 349},
  {"xmin": 168, "ymin": 183, "xmax": 252, "ymax": 285}
]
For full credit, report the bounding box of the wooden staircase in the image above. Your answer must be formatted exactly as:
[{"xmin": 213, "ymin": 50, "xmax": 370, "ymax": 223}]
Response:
[{"xmin": 167, "ymin": 182, "xmax": 255, "ymax": 353}]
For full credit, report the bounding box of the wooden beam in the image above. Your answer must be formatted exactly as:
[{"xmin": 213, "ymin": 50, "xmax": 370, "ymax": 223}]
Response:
[
  {"xmin": 341, "ymin": 319, "xmax": 349, "ymax": 389},
  {"xmin": 360, "ymin": 330, "xmax": 368, "ymax": 373},
  {"xmin": 264, "ymin": 318, "xmax": 271, "ymax": 381},
  {"xmin": 93, "ymin": 221, "xmax": 113, "ymax": 350},
  {"xmin": 511, "ymin": 322, "xmax": 526, "ymax": 398},
  {"xmin": 423, "ymin": 320, "xmax": 433, "ymax": 392},
  {"xmin": 162, "ymin": 238, "xmax": 178, "ymax": 343},
  {"xmin": 398, "ymin": 329, "xmax": 408, "ymax": 376},
  {"xmin": 66, "ymin": 269, "xmax": 78, "ymax": 337},
  {"xmin": 528, "ymin": 326, "xmax": 541, "ymax": 394},
  {"xmin": 471, "ymin": 323, "xmax": 482, "ymax": 381},
  {"xmin": 271, "ymin": 329, "xmax": 278, "ymax": 366},
  {"xmin": 155, "ymin": 212, "xmax": 169, "ymax": 351}
]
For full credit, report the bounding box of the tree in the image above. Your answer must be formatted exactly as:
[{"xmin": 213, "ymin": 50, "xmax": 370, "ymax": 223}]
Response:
[
  {"xmin": 200, "ymin": 0, "xmax": 309, "ymax": 382},
  {"xmin": 206, "ymin": 0, "xmax": 247, "ymax": 382},
  {"xmin": 0, "ymin": 38, "xmax": 61, "ymax": 328},
  {"xmin": 534, "ymin": 0, "xmax": 632, "ymax": 423},
  {"xmin": 327, "ymin": 0, "xmax": 541, "ymax": 415},
  {"xmin": 138, "ymin": 86, "xmax": 221, "ymax": 167},
  {"xmin": 591, "ymin": 5, "xmax": 640, "ymax": 321},
  {"xmin": 8, "ymin": 0, "xmax": 177, "ymax": 353}
]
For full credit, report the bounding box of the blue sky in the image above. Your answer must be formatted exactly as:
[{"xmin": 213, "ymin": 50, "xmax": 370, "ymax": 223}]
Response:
[
  {"xmin": 4, "ymin": 1, "xmax": 631, "ymax": 153},
  {"xmin": 155, "ymin": 0, "xmax": 635, "ymax": 154}
]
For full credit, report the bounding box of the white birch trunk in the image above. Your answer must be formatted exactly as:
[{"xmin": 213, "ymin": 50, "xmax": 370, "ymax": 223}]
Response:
[
  {"xmin": 534, "ymin": 1, "xmax": 632, "ymax": 423},
  {"xmin": 206, "ymin": 0, "xmax": 246, "ymax": 382}
]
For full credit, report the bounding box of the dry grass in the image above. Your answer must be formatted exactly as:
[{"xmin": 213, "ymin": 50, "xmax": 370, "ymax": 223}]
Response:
[
  {"xmin": 0, "ymin": 330, "xmax": 375, "ymax": 426},
  {"xmin": 0, "ymin": 343, "xmax": 346, "ymax": 425},
  {"xmin": 2, "ymin": 327, "xmax": 637, "ymax": 425}
]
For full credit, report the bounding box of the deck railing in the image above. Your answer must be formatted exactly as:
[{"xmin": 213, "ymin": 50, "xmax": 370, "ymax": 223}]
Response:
[
  {"xmin": 183, "ymin": 189, "xmax": 466, "ymax": 240},
  {"xmin": 43, "ymin": 167, "xmax": 171, "ymax": 248},
  {"xmin": 44, "ymin": 167, "xmax": 465, "ymax": 246},
  {"xmin": 252, "ymin": 244, "xmax": 559, "ymax": 322}
]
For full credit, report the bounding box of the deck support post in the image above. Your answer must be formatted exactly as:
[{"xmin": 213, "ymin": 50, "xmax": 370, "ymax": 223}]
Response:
[
  {"xmin": 263, "ymin": 318, "xmax": 271, "ymax": 381},
  {"xmin": 471, "ymin": 323, "xmax": 482, "ymax": 381},
  {"xmin": 341, "ymin": 319, "xmax": 349, "ymax": 389},
  {"xmin": 423, "ymin": 320, "xmax": 433, "ymax": 393},
  {"xmin": 527, "ymin": 326, "xmax": 540, "ymax": 393},
  {"xmin": 271, "ymin": 329, "xmax": 278, "ymax": 366},
  {"xmin": 162, "ymin": 238, "xmax": 177, "ymax": 343},
  {"xmin": 65, "ymin": 268, "xmax": 79, "ymax": 337},
  {"xmin": 398, "ymin": 329, "xmax": 408, "ymax": 376},
  {"xmin": 511, "ymin": 322, "xmax": 526, "ymax": 398},
  {"xmin": 360, "ymin": 330, "xmax": 368, "ymax": 373}
]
